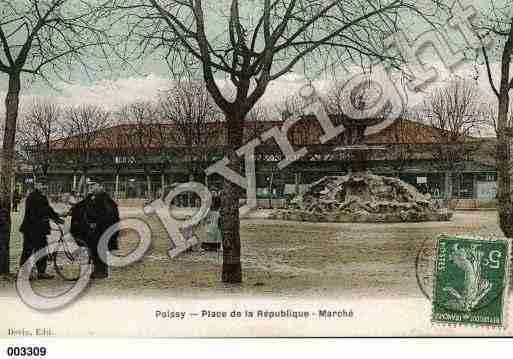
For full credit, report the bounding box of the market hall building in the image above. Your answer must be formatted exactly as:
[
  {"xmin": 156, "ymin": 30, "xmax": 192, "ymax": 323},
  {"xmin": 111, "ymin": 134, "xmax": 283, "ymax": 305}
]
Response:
[{"xmin": 14, "ymin": 116, "xmax": 497, "ymax": 205}]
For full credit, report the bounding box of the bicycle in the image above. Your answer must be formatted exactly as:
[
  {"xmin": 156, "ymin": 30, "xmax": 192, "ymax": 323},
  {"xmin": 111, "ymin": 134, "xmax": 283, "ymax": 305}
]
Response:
[{"xmin": 49, "ymin": 225, "xmax": 92, "ymax": 281}]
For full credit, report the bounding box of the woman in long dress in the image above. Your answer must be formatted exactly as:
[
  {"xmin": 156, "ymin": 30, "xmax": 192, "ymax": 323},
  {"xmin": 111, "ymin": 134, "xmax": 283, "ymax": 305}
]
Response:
[{"xmin": 202, "ymin": 195, "xmax": 222, "ymax": 251}]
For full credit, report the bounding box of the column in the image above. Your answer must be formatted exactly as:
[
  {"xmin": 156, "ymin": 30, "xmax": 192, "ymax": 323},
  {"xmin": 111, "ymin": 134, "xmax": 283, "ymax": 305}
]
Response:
[
  {"xmin": 147, "ymin": 174, "xmax": 152, "ymax": 199},
  {"xmin": 115, "ymin": 173, "xmax": 120, "ymax": 199},
  {"xmin": 444, "ymin": 171, "xmax": 452, "ymax": 200},
  {"xmin": 473, "ymin": 173, "xmax": 478, "ymax": 199},
  {"xmin": 294, "ymin": 172, "xmax": 301, "ymax": 195}
]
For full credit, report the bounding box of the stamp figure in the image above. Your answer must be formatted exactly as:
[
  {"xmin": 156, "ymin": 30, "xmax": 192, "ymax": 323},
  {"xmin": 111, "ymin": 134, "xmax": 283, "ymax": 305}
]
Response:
[{"xmin": 432, "ymin": 235, "xmax": 510, "ymax": 327}]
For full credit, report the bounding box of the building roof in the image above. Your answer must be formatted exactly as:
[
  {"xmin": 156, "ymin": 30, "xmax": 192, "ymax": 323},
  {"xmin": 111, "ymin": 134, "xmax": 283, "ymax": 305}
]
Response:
[{"xmin": 45, "ymin": 116, "xmax": 483, "ymax": 152}]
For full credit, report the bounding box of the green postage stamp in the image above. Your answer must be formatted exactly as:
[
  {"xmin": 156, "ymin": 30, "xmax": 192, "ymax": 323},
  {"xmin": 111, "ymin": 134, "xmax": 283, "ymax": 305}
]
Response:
[{"xmin": 432, "ymin": 235, "xmax": 511, "ymax": 327}]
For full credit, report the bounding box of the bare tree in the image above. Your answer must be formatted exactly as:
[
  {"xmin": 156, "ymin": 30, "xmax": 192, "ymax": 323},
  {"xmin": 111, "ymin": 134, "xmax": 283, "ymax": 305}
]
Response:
[
  {"xmin": 118, "ymin": 102, "xmax": 160, "ymax": 199},
  {"xmin": 469, "ymin": 4, "xmax": 513, "ymax": 237},
  {"xmin": 273, "ymin": 94, "xmax": 321, "ymax": 148},
  {"xmin": 17, "ymin": 100, "xmax": 62, "ymax": 181},
  {"xmin": 61, "ymin": 105, "xmax": 112, "ymax": 196},
  {"xmin": 0, "ymin": 1, "xmax": 109, "ymax": 274},
  {"xmin": 421, "ymin": 78, "xmax": 487, "ymax": 165},
  {"xmin": 388, "ymin": 116, "xmax": 421, "ymax": 173},
  {"xmin": 275, "ymin": 93, "xmax": 308, "ymax": 119},
  {"xmin": 480, "ymin": 102, "xmax": 513, "ymax": 138},
  {"xmin": 158, "ymin": 81, "xmax": 222, "ymax": 188},
  {"xmin": 111, "ymin": 0, "xmax": 433, "ymax": 283}
]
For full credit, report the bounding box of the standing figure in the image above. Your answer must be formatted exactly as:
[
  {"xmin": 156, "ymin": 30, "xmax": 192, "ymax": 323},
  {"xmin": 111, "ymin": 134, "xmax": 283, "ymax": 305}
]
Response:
[
  {"xmin": 202, "ymin": 195, "xmax": 222, "ymax": 251},
  {"xmin": 12, "ymin": 189, "xmax": 21, "ymax": 212},
  {"xmin": 19, "ymin": 182, "xmax": 64, "ymax": 279},
  {"xmin": 70, "ymin": 185, "xmax": 120, "ymax": 279}
]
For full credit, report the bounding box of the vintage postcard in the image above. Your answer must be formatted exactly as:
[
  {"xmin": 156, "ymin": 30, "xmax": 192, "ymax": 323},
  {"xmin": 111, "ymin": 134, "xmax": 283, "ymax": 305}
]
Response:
[{"xmin": 1, "ymin": 0, "xmax": 513, "ymax": 342}]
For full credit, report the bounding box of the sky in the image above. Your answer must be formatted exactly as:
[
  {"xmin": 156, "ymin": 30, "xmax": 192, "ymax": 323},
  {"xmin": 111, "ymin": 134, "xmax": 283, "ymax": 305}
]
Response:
[{"xmin": 0, "ymin": 0, "xmax": 505, "ymax": 126}]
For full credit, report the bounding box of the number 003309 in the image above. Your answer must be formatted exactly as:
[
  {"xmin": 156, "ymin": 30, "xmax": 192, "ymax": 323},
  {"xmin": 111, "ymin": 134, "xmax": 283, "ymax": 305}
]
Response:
[{"xmin": 6, "ymin": 346, "xmax": 47, "ymax": 357}]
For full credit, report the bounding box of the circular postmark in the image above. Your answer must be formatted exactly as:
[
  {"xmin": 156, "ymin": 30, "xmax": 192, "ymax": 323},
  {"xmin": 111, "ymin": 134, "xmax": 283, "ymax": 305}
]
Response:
[{"xmin": 415, "ymin": 237, "xmax": 437, "ymax": 301}]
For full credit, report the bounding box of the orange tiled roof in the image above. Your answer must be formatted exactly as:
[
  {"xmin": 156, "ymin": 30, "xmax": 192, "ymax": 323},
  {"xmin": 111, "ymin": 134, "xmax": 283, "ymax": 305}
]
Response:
[{"xmin": 48, "ymin": 117, "xmax": 467, "ymax": 151}]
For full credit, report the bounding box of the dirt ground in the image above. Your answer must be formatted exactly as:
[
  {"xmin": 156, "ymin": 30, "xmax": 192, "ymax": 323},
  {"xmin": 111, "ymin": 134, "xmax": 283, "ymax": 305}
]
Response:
[{"xmin": 0, "ymin": 208, "xmax": 504, "ymax": 299}]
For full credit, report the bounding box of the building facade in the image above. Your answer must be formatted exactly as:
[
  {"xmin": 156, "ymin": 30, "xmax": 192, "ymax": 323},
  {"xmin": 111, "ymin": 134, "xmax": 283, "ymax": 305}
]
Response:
[{"xmin": 15, "ymin": 117, "xmax": 497, "ymax": 202}]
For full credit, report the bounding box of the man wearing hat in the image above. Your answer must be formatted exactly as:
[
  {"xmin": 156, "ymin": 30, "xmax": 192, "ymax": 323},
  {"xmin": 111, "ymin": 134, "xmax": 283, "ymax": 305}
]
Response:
[
  {"xmin": 20, "ymin": 180, "xmax": 64, "ymax": 279},
  {"xmin": 70, "ymin": 183, "xmax": 119, "ymax": 279}
]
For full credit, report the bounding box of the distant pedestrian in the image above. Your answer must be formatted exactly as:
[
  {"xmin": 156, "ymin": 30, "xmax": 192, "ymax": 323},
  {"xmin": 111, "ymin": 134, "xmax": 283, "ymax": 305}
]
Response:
[
  {"xmin": 12, "ymin": 189, "xmax": 21, "ymax": 212},
  {"xmin": 202, "ymin": 195, "xmax": 222, "ymax": 251},
  {"xmin": 19, "ymin": 182, "xmax": 64, "ymax": 280}
]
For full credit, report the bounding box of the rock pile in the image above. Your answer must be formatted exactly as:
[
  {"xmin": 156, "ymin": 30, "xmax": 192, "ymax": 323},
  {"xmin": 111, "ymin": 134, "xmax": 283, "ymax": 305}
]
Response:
[{"xmin": 270, "ymin": 174, "xmax": 452, "ymax": 223}]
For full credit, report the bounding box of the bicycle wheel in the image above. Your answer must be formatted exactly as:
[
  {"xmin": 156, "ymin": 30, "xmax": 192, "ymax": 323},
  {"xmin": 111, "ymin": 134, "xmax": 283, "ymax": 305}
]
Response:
[{"xmin": 53, "ymin": 240, "xmax": 92, "ymax": 281}]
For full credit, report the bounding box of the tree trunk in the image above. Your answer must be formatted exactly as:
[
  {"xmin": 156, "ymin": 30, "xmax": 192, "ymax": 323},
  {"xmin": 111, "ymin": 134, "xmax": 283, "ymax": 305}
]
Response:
[
  {"xmin": 0, "ymin": 74, "xmax": 21, "ymax": 274},
  {"xmin": 188, "ymin": 173, "xmax": 194, "ymax": 207},
  {"xmin": 496, "ymin": 92, "xmax": 513, "ymax": 237},
  {"xmin": 146, "ymin": 173, "xmax": 151, "ymax": 199},
  {"xmin": 496, "ymin": 27, "xmax": 513, "ymax": 238},
  {"xmin": 80, "ymin": 170, "xmax": 88, "ymax": 197},
  {"xmin": 221, "ymin": 111, "xmax": 244, "ymax": 283}
]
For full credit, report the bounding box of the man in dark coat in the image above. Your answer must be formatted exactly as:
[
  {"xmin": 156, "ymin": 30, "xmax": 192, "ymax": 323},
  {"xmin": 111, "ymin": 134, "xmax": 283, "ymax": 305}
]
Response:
[
  {"xmin": 70, "ymin": 185, "xmax": 120, "ymax": 279},
  {"xmin": 20, "ymin": 183, "xmax": 64, "ymax": 279},
  {"xmin": 69, "ymin": 194, "xmax": 93, "ymax": 248}
]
